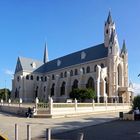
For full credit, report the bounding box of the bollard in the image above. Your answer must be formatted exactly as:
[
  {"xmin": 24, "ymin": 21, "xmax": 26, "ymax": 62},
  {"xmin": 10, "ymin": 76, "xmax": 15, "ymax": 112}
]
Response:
[
  {"xmin": 46, "ymin": 128, "xmax": 51, "ymax": 140},
  {"xmin": 15, "ymin": 124, "xmax": 18, "ymax": 140},
  {"xmin": 27, "ymin": 125, "xmax": 31, "ymax": 140},
  {"xmin": 77, "ymin": 132, "xmax": 84, "ymax": 140}
]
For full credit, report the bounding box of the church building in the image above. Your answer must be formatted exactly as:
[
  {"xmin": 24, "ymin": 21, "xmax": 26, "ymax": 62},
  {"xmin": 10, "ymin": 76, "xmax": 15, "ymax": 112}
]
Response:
[{"xmin": 12, "ymin": 12, "xmax": 132, "ymax": 103}]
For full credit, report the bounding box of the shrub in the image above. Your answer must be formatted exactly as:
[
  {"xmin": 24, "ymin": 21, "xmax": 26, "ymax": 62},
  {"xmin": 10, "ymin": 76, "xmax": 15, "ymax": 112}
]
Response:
[
  {"xmin": 69, "ymin": 88, "xmax": 96, "ymax": 102},
  {"xmin": 132, "ymin": 95, "xmax": 140, "ymax": 110}
]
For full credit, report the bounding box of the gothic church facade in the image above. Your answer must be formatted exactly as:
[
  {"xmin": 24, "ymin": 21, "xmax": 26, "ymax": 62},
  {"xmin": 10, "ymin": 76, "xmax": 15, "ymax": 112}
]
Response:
[{"xmin": 12, "ymin": 12, "xmax": 132, "ymax": 103}]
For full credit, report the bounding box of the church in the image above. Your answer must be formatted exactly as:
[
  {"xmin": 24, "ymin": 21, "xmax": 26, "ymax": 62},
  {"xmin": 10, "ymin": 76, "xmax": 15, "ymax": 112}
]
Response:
[{"xmin": 12, "ymin": 12, "xmax": 133, "ymax": 103}]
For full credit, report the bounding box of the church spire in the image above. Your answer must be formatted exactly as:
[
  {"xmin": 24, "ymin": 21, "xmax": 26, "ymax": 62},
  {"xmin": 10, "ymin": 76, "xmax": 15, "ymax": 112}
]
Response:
[
  {"xmin": 43, "ymin": 42, "xmax": 49, "ymax": 63},
  {"xmin": 107, "ymin": 11, "xmax": 113, "ymax": 24},
  {"xmin": 121, "ymin": 40, "xmax": 127, "ymax": 54}
]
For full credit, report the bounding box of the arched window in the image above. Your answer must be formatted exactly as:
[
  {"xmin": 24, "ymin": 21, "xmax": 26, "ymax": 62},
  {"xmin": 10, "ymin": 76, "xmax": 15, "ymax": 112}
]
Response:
[
  {"xmin": 75, "ymin": 69, "xmax": 78, "ymax": 75},
  {"xmin": 44, "ymin": 86, "xmax": 46, "ymax": 92},
  {"xmin": 44, "ymin": 76, "xmax": 47, "ymax": 81},
  {"xmin": 60, "ymin": 72, "xmax": 63, "ymax": 78},
  {"xmin": 86, "ymin": 66, "xmax": 90, "ymax": 73},
  {"xmin": 70, "ymin": 70, "xmax": 73, "ymax": 76},
  {"xmin": 51, "ymin": 83, "xmax": 55, "ymax": 96},
  {"xmin": 72, "ymin": 79, "xmax": 78, "ymax": 90},
  {"xmin": 26, "ymin": 75, "xmax": 29, "ymax": 80},
  {"xmin": 60, "ymin": 82, "xmax": 66, "ymax": 96},
  {"xmin": 82, "ymin": 67, "xmax": 85, "ymax": 74},
  {"xmin": 64, "ymin": 71, "xmax": 67, "ymax": 78},
  {"xmin": 17, "ymin": 76, "xmax": 20, "ymax": 82},
  {"xmin": 101, "ymin": 63, "xmax": 104, "ymax": 68},
  {"xmin": 52, "ymin": 74, "xmax": 55, "ymax": 80},
  {"xmin": 41, "ymin": 76, "xmax": 43, "ymax": 81},
  {"xmin": 86, "ymin": 77, "xmax": 95, "ymax": 90},
  {"xmin": 36, "ymin": 76, "xmax": 39, "ymax": 81},
  {"xmin": 30, "ymin": 75, "xmax": 33, "ymax": 80},
  {"xmin": 94, "ymin": 65, "xmax": 97, "ymax": 72},
  {"xmin": 105, "ymin": 78, "xmax": 108, "ymax": 95}
]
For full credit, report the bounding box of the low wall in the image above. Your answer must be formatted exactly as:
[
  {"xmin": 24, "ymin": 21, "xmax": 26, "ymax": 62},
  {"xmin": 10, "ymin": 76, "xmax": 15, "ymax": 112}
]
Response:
[
  {"xmin": 0, "ymin": 105, "xmax": 28, "ymax": 116},
  {"xmin": 50, "ymin": 103, "xmax": 131, "ymax": 118}
]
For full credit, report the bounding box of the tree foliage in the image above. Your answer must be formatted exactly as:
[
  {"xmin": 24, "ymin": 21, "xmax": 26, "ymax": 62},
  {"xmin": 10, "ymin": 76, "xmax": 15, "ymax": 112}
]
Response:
[
  {"xmin": 69, "ymin": 88, "xmax": 96, "ymax": 102},
  {"xmin": 0, "ymin": 88, "xmax": 11, "ymax": 101},
  {"xmin": 132, "ymin": 95, "xmax": 140, "ymax": 110}
]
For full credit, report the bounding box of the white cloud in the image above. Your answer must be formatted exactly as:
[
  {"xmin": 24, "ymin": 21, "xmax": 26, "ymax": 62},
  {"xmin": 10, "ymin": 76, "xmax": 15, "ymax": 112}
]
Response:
[
  {"xmin": 4, "ymin": 69, "xmax": 14, "ymax": 77},
  {"xmin": 133, "ymin": 83, "xmax": 140, "ymax": 96}
]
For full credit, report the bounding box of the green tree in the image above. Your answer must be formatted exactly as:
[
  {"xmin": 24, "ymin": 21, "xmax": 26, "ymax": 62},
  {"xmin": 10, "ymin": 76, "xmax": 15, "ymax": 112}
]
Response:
[
  {"xmin": 69, "ymin": 88, "xmax": 96, "ymax": 102},
  {"xmin": 132, "ymin": 95, "xmax": 140, "ymax": 110},
  {"xmin": 0, "ymin": 88, "xmax": 11, "ymax": 101}
]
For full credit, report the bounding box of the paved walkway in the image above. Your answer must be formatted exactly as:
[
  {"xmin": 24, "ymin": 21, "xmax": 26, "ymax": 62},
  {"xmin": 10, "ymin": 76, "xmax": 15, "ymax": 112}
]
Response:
[
  {"xmin": 52, "ymin": 120, "xmax": 140, "ymax": 140},
  {"xmin": 0, "ymin": 111, "xmax": 119, "ymax": 140}
]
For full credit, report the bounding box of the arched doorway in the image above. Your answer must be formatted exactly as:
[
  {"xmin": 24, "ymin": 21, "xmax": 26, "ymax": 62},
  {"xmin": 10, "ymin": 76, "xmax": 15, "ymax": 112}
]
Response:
[
  {"xmin": 60, "ymin": 82, "xmax": 66, "ymax": 96},
  {"xmin": 72, "ymin": 79, "xmax": 78, "ymax": 90},
  {"xmin": 51, "ymin": 83, "xmax": 55, "ymax": 96},
  {"xmin": 86, "ymin": 77, "xmax": 95, "ymax": 90}
]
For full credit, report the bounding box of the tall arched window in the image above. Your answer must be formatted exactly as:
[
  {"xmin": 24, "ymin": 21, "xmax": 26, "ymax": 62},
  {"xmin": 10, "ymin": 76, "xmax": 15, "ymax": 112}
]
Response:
[
  {"xmin": 86, "ymin": 77, "xmax": 95, "ymax": 90},
  {"xmin": 44, "ymin": 76, "xmax": 47, "ymax": 81},
  {"xmin": 51, "ymin": 83, "xmax": 55, "ymax": 96},
  {"xmin": 30, "ymin": 75, "xmax": 33, "ymax": 80},
  {"xmin": 101, "ymin": 63, "xmax": 104, "ymax": 68},
  {"xmin": 86, "ymin": 66, "xmax": 90, "ymax": 73},
  {"xmin": 94, "ymin": 65, "xmax": 97, "ymax": 72},
  {"xmin": 26, "ymin": 75, "xmax": 29, "ymax": 80},
  {"xmin": 52, "ymin": 74, "xmax": 55, "ymax": 80},
  {"xmin": 82, "ymin": 67, "xmax": 85, "ymax": 74},
  {"xmin": 72, "ymin": 79, "xmax": 78, "ymax": 90},
  {"xmin": 60, "ymin": 72, "xmax": 63, "ymax": 78},
  {"xmin": 36, "ymin": 76, "xmax": 39, "ymax": 81},
  {"xmin": 70, "ymin": 70, "xmax": 73, "ymax": 76},
  {"xmin": 75, "ymin": 69, "xmax": 78, "ymax": 75},
  {"xmin": 64, "ymin": 71, "xmax": 67, "ymax": 78},
  {"xmin": 60, "ymin": 82, "xmax": 66, "ymax": 96}
]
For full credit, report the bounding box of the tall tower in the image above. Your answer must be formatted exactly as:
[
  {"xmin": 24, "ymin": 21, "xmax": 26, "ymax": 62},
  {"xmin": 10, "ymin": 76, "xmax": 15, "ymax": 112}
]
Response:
[
  {"xmin": 105, "ymin": 12, "xmax": 120, "ymax": 101},
  {"xmin": 43, "ymin": 42, "xmax": 49, "ymax": 63},
  {"xmin": 104, "ymin": 11, "xmax": 115, "ymax": 48},
  {"xmin": 120, "ymin": 40, "xmax": 128, "ymax": 87}
]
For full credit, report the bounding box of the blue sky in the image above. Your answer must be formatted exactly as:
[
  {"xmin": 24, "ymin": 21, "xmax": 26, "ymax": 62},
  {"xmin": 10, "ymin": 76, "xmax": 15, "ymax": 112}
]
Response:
[{"xmin": 0, "ymin": 0, "xmax": 140, "ymax": 93}]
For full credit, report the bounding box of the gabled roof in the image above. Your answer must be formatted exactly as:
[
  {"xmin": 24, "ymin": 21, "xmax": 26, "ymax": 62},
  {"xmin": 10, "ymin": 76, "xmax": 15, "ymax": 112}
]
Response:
[
  {"xmin": 35, "ymin": 43, "xmax": 108, "ymax": 73},
  {"xmin": 15, "ymin": 57, "xmax": 43, "ymax": 74}
]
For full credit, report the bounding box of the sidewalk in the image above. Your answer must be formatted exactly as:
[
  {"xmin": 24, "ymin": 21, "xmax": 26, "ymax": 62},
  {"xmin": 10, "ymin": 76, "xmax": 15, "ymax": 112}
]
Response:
[{"xmin": 0, "ymin": 112, "xmax": 119, "ymax": 140}]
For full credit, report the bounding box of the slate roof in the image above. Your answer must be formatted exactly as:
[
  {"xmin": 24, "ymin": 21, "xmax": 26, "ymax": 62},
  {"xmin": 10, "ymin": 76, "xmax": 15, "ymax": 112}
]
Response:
[
  {"xmin": 35, "ymin": 43, "xmax": 108, "ymax": 73},
  {"xmin": 15, "ymin": 57, "xmax": 43, "ymax": 74},
  {"xmin": 15, "ymin": 43, "xmax": 108, "ymax": 74}
]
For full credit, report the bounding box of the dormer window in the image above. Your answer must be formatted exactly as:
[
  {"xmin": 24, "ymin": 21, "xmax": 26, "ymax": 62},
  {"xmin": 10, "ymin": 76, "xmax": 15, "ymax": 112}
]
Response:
[
  {"xmin": 81, "ymin": 51, "xmax": 86, "ymax": 60},
  {"xmin": 31, "ymin": 62, "xmax": 36, "ymax": 69},
  {"xmin": 57, "ymin": 60, "xmax": 61, "ymax": 66}
]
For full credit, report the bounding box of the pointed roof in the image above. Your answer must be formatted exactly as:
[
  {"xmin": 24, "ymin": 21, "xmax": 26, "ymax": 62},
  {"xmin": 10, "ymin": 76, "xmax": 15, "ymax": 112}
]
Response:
[
  {"xmin": 15, "ymin": 57, "xmax": 43, "ymax": 74},
  {"xmin": 43, "ymin": 42, "xmax": 49, "ymax": 63},
  {"xmin": 121, "ymin": 40, "xmax": 127, "ymax": 54},
  {"xmin": 107, "ymin": 11, "xmax": 113, "ymax": 24}
]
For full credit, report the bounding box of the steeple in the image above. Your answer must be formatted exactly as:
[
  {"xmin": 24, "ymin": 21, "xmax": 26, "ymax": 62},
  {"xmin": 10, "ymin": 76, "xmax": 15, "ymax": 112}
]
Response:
[
  {"xmin": 121, "ymin": 40, "xmax": 127, "ymax": 54},
  {"xmin": 107, "ymin": 11, "xmax": 113, "ymax": 24},
  {"xmin": 104, "ymin": 11, "xmax": 115, "ymax": 47},
  {"xmin": 43, "ymin": 42, "xmax": 49, "ymax": 63}
]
